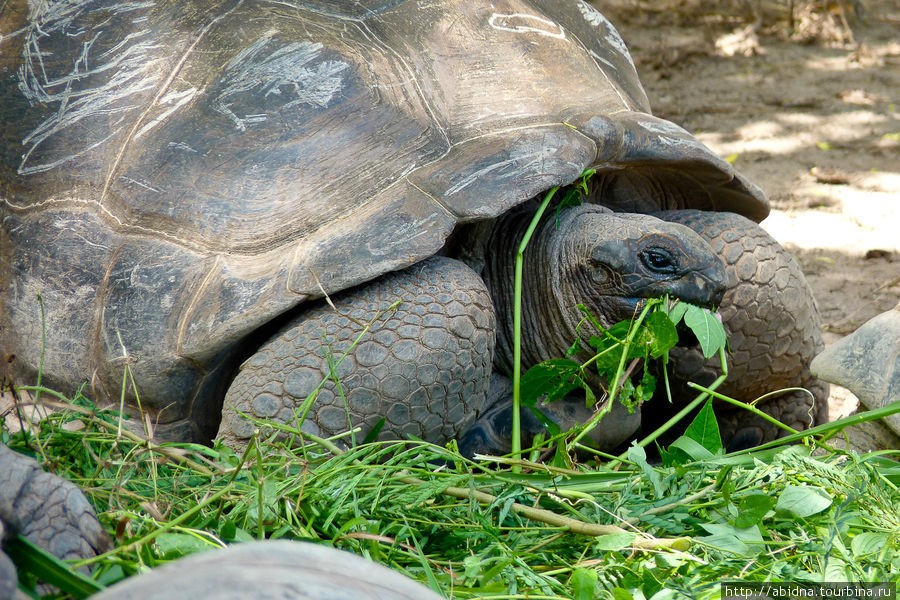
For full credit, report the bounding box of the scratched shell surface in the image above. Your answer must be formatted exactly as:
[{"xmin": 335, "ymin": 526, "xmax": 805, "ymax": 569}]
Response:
[{"xmin": 0, "ymin": 0, "xmax": 767, "ymax": 439}]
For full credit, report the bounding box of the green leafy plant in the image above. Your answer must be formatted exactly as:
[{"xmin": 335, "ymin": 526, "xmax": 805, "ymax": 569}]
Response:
[
  {"xmin": 510, "ymin": 168, "xmax": 729, "ymax": 461},
  {"xmin": 518, "ymin": 297, "xmax": 728, "ymax": 459},
  {"xmin": 7, "ymin": 390, "xmax": 900, "ymax": 600}
]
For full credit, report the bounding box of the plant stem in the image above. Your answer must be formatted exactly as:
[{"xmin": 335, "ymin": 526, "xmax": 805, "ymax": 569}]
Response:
[
  {"xmin": 569, "ymin": 301, "xmax": 656, "ymax": 447},
  {"xmin": 622, "ymin": 346, "xmax": 729, "ymax": 456},
  {"xmin": 512, "ymin": 188, "xmax": 559, "ymax": 464},
  {"xmin": 436, "ymin": 482, "xmax": 689, "ymax": 549},
  {"xmin": 686, "ymin": 382, "xmax": 799, "ymax": 436}
]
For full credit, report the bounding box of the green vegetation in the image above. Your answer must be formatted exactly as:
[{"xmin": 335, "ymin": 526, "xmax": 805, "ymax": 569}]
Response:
[{"xmin": 6, "ymin": 388, "xmax": 900, "ymax": 599}]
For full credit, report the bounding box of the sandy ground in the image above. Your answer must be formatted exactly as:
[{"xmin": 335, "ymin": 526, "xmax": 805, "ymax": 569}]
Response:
[{"xmin": 600, "ymin": 0, "xmax": 900, "ymax": 418}]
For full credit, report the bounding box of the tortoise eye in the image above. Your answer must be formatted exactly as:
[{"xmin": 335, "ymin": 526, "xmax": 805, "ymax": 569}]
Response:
[{"xmin": 641, "ymin": 248, "xmax": 677, "ymax": 274}]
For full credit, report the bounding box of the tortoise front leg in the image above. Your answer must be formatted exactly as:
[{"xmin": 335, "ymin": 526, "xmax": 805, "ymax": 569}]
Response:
[
  {"xmin": 652, "ymin": 210, "xmax": 828, "ymax": 450},
  {"xmin": 0, "ymin": 444, "xmax": 111, "ymax": 595},
  {"xmin": 217, "ymin": 257, "xmax": 496, "ymax": 448}
]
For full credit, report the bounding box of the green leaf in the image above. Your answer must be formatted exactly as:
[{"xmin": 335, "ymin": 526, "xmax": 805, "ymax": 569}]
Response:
[
  {"xmin": 639, "ymin": 568, "xmax": 664, "ymax": 599},
  {"xmin": 775, "ymin": 485, "xmax": 833, "ymax": 518},
  {"xmin": 463, "ymin": 555, "xmax": 487, "ymax": 583},
  {"xmin": 555, "ymin": 169, "xmax": 595, "ymax": 226},
  {"xmin": 666, "ymin": 301, "xmax": 689, "ymax": 327},
  {"xmin": 218, "ymin": 519, "xmax": 236, "ymax": 541},
  {"xmin": 733, "ymin": 493, "xmax": 776, "ymax": 528},
  {"xmin": 230, "ymin": 527, "xmax": 255, "ymax": 543},
  {"xmin": 588, "ymin": 337, "xmax": 631, "ymax": 375},
  {"xmin": 683, "ymin": 400, "xmax": 722, "ymax": 453},
  {"xmin": 526, "ymin": 405, "xmax": 562, "ymax": 437},
  {"xmin": 154, "ymin": 533, "xmax": 212, "ymax": 560},
  {"xmin": 698, "ymin": 523, "xmax": 763, "ymax": 557},
  {"xmin": 635, "ymin": 370, "xmax": 656, "ymax": 404},
  {"xmin": 594, "ymin": 532, "xmax": 637, "ymax": 551},
  {"xmin": 571, "ymin": 568, "xmax": 599, "ymax": 600},
  {"xmin": 657, "ymin": 443, "xmax": 682, "ymax": 467},
  {"xmin": 824, "ymin": 557, "xmax": 850, "ymax": 582},
  {"xmin": 683, "ymin": 305, "xmax": 727, "ymax": 358},
  {"xmin": 628, "ymin": 444, "xmax": 663, "ymax": 497},
  {"xmin": 6, "ymin": 535, "xmax": 104, "ymax": 599},
  {"xmin": 851, "ymin": 532, "xmax": 888, "ymax": 557},
  {"xmin": 521, "ymin": 359, "xmax": 584, "ymax": 406},
  {"xmin": 667, "ymin": 436, "xmax": 714, "ymax": 461},
  {"xmin": 247, "ymin": 478, "xmax": 279, "ymax": 526},
  {"xmin": 361, "ymin": 417, "xmax": 385, "ymax": 444},
  {"xmin": 643, "ymin": 311, "xmax": 679, "ymax": 358},
  {"xmin": 612, "ymin": 588, "xmax": 634, "ymax": 600},
  {"xmin": 578, "ymin": 168, "xmax": 596, "ymax": 194}
]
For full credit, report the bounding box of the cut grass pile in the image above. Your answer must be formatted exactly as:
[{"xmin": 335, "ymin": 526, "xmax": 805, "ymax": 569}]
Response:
[{"xmin": 5, "ymin": 388, "xmax": 900, "ymax": 600}]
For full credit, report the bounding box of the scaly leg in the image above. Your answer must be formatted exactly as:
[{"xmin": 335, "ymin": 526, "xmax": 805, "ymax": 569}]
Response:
[{"xmin": 218, "ymin": 257, "xmax": 496, "ymax": 447}]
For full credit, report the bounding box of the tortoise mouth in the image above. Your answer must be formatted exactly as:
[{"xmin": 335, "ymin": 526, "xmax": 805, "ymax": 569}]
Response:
[{"xmin": 614, "ymin": 296, "xmax": 718, "ymax": 350}]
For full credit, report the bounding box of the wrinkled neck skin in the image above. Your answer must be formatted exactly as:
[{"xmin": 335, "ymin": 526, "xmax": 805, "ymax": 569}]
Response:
[{"xmin": 485, "ymin": 204, "xmax": 625, "ymax": 376}]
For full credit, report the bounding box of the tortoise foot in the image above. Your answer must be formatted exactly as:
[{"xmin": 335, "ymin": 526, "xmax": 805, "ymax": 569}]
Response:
[{"xmin": 0, "ymin": 444, "xmax": 111, "ymax": 596}]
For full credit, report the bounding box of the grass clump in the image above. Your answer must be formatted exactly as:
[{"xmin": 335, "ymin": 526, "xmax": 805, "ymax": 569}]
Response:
[{"xmin": 5, "ymin": 386, "xmax": 900, "ymax": 599}]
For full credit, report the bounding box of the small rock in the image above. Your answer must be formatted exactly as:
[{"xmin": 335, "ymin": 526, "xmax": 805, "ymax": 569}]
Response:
[
  {"xmin": 864, "ymin": 249, "xmax": 893, "ymax": 261},
  {"xmin": 810, "ymin": 166, "xmax": 850, "ymax": 185}
]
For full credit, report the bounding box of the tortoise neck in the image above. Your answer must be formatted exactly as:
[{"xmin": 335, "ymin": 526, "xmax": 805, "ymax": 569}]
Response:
[{"xmin": 483, "ymin": 205, "xmax": 608, "ymax": 377}]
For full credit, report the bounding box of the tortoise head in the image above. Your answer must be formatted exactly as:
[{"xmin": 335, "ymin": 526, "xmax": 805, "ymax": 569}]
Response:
[
  {"xmin": 551, "ymin": 207, "xmax": 727, "ymax": 327},
  {"xmin": 486, "ymin": 203, "xmax": 727, "ymax": 372}
]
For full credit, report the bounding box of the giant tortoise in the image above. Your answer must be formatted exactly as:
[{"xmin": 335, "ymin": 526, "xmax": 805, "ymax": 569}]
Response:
[
  {"xmin": 1, "ymin": 1, "xmax": 825, "ymax": 454},
  {"xmin": 1, "ymin": 0, "xmax": 829, "ymax": 593}
]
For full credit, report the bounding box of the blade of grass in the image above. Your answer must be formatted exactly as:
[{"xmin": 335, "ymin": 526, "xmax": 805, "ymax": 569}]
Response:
[
  {"xmin": 12, "ymin": 393, "xmax": 215, "ymax": 476},
  {"xmin": 6, "ymin": 536, "xmax": 104, "ymax": 599},
  {"xmin": 289, "ymin": 300, "xmax": 401, "ymax": 448},
  {"xmin": 296, "ymin": 431, "xmax": 690, "ymax": 550},
  {"xmin": 74, "ymin": 483, "xmax": 234, "ymax": 568},
  {"xmin": 512, "ymin": 187, "xmax": 559, "ymax": 465}
]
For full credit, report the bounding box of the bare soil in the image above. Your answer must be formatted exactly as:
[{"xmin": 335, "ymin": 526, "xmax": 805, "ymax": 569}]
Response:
[{"xmin": 599, "ymin": 0, "xmax": 900, "ymax": 418}]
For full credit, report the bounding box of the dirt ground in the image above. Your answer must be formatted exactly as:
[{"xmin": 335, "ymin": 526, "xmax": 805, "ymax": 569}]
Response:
[{"xmin": 599, "ymin": 0, "xmax": 900, "ymax": 418}]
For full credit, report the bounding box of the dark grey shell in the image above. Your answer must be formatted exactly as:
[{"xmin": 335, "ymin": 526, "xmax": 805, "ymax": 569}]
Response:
[
  {"xmin": 0, "ymin": 0, "xmax": 767, "ymax": 440},
  {"xmin": 91, "ymin": 540, "xmax": 444, "ymax": 600}
]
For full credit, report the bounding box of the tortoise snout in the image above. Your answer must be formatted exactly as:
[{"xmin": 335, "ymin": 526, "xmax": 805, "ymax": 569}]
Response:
[
  {"xmin": 696, "ymin": 257, "xmax": 728, "ymax": 307},
  {"xmin": 673, "ymin": 256, "xmax": 727, "ymax": 308}
]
